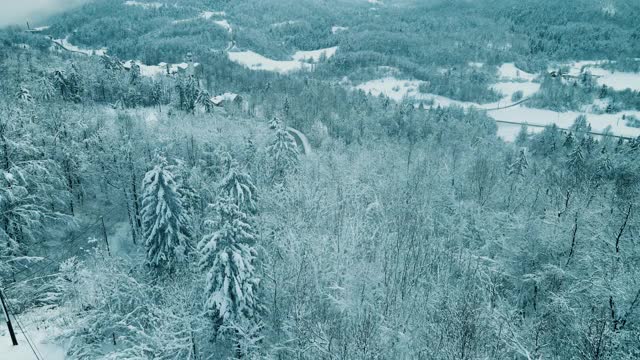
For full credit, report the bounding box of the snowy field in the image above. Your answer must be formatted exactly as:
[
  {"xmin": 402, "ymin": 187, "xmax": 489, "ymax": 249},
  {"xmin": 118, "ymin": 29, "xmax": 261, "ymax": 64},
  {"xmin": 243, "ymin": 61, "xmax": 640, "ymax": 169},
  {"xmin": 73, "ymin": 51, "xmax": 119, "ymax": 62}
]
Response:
[
  {"xmin": 355, "ymin": 62, "xmax": 640, "ymax": 141},
  {"xmin": 123, "ymin": 60, "xmax": 194, "ymax": 77},
  {"xmin": 557, "ymin": 60, "xmax": 640, "ymax": 91},
  {"xmin": 123, "ymin": 1, "xmax": 163, "ymax": 9},
  {"xmin": 227, "ymin": 46, "xmax": 338, "ymax": 74}
]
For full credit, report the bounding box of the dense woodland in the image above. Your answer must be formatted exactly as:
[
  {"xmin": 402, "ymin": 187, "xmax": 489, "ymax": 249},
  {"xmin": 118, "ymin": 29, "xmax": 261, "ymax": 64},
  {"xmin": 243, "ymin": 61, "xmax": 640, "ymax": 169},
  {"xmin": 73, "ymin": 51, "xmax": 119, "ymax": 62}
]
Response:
[{"xmin": 1, "ymin": 0, "xmax": 640, "ymax": 359}]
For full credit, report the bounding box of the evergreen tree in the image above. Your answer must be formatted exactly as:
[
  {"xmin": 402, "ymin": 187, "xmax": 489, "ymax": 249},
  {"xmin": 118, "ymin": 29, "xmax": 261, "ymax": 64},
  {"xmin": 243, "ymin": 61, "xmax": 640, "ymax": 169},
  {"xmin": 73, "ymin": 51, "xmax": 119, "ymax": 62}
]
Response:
[
  {"xmin": 141, "ymin": 157, "xmax": 192, "ymax": 271},
  {"xmin": 198, "ymin": 197, "xmax": 261, "ymax": 327},
  {"xmin": 267, "ymin": 127, "xmax": 299, "ymax": 180},
  {"xmin": 508, "ymin": 149, "xmax": 529, "ymax": 178},
  {"xmin": 220, "ymin": 160, "xmax": 258, "ymax": 213}
]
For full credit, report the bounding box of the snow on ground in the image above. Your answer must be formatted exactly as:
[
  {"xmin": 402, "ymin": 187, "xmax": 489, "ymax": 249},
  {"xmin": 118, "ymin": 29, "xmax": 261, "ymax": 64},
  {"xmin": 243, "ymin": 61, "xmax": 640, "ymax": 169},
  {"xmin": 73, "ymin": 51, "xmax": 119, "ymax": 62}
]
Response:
[
  {"xmin": 201, "ymin": 11, "xmax": 226, "ymax": 18},
  {"xmin": 124, "ymin": 0, "xmax": 163, "ymax": 9},
  {"xmin": 497, "ymin": 63, "xmax": 536, "ymax": 81},
  {"xmin": 292, "ymin": 46, "xmax": 338, "ymax": 62},
  {"xmin": 30, "ymin": 26, "xmax": 50, "ymax": 32},
  {"xmin": 214, "ymin": 19, "xmax": 232, "ymax": 33},
  {"xmin": 271, "ymin": 20, "xmax": 302, "ymax": 28},
  {"xmin": 468, "ymin": 62, "xmax": 484, "ymax": 68},
  {"xmin": 488, "ymin": 106, "xmax": 640, "ymax": 141},
  {"xmin": 491, "ymin": 81, "xmax": 540, "ymax": 101},
  {"xmin": 53, "ymin": 37, "xmax": 107, "ymax": 56},
  {"xmin": 355, "ymin": 75, "xmax": 640, "ymax": 142},
  {"xmin": 588, "ymin": 68, "xmax": 640, "ymax": 92},
  {"xmin": 0, "ymin": 308, "xmax": 67, "ymax": 360},
  {"xmin": 556, "ymin": 60, "xmax": 640, "ymax": 91},
  {"xmin": 123, "ymin": 60, "xmax": 192, "ymax": 77},
  {"xmin": 228, "ymin": 46, "xmax": 337, "ymax": 74},
  {"xmin": 173, "ymin": 11, "xmax": 227, "ymax": 25},
  {"xmin": 211, "ymin": 92, "xmax": 240, "ymax": 106},
  {"xmin": 228, "ymin": 51, "xmax": 311, "ymax": 73},
  {"xmin": 332, "ymin": 26, "xmax": 349, "ymax": 34}
]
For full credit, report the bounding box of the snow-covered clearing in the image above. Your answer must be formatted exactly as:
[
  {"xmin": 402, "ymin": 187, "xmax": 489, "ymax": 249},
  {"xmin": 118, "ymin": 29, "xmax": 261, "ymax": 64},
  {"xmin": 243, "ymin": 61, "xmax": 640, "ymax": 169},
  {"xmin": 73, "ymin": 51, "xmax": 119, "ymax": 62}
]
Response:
[
  {"xmin": 123, "ymin": 1, "xmax": 163, "ymax": 9},
  {"xmin": 292, "ymin": 47, "xmax": 338, "ymax": 62},
  {"xmin": 53, "ymin": 37, "xmax": 107, "ymax": 56},
  {"xmin": 355, "ymin": 68, "xmax": 640, "ymax": 142},
  {"xmin": 332, "ymin": 26, "xmax": 348, "ymax": 34},
  {"xmin": 123, "ymin": 60, "xmax": 194, "ymax": 77},
  {"xmin": 228, "ymin": 51, "xmax": 312, "ymax": 73},
  {"xmin": 588, "ymin": 68, "xmax": 640, "ymax": 92},
  {"xmin": 557, "ymin": 60, "xmax": 640, "ymax": 91},
  {"xmin": 0, "ymin": 308, "xmax": 66, "ymax": 360},
  {"xmin": 211, "ymin": 92, "xmax": 240, "ymax": 106},
  {"xmin": 497, "ymin": 63, "xmax": 536, "ymax": 81},
  {"xmin": 228, "ymin": 46, "xmax": 337, "ymax": 74}
]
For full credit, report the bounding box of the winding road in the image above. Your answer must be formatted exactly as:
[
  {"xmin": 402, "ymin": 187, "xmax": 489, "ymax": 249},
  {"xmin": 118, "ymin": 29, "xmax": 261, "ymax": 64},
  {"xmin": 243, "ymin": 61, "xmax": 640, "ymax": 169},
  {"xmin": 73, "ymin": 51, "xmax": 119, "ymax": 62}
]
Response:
[{"xmin": 286, "ymin": 127, "xmax": 312, "ymax": 155}]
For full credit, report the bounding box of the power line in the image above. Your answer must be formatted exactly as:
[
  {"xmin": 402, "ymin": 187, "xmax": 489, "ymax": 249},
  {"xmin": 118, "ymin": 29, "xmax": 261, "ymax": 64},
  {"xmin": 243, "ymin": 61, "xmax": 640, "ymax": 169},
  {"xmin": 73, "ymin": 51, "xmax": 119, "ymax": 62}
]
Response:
[
  {"xmin": 5, "ymin": 300, "xmax": 44, "ymax": 360},
  {"xmin": 11, "ymin": 219, "xmax": 101, "ymax": 278},
  {"xmin": 7, "ymin": 219, "xmax": 103, "ymax": 290}
]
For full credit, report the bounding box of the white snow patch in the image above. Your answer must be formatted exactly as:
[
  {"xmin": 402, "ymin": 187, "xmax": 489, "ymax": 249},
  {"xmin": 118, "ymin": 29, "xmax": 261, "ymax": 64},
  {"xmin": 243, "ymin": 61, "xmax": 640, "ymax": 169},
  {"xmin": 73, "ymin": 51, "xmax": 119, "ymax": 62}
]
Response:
[
  {"xmin": 355, "ymin": 75, "xmax": 640, "ymax": 142},
  {"xmin": 228, "ymin": 51, "xmax": 311, "ymax": 73},
  {"xmin": 124, "ymin": 1, "xmax": 163, "ymax": 9},
  {"xmin": 588, "ymin": 68, "xmax": 640, "ymax": 92},
  {"xmin": 213, "ymin": 19, "xmax": 232, "ymax": 33},
  {"xmin": 53, "ymin": 37, "xmax": 107, "ymax": 56},
  {"xmin": 123, "ymin": 60, "xmax": 193, "ymax": 77},
  {"xmin": 211, "ymin": 92, "xmax": 240, "ymax": 106},
  {"xmin": 332, "ymin": 26, "xmax": 348, "ymax": 34},
  {"xmin": 468, "ymin": 62, "xmax": 484, "ymax": 68},
  {"xmin": 0, "ymin": 309, "xmax": 66, "ymax": 360},
  {"xmin": 271, "ymin": 20, "xmax": 302, "ymax": 28},
  {"xmin": 228, "ymin": 46, "xmax": 337, "ymax": 74},
  {"xmin": 201, "ymin": 11, "xmax": 226, "ymax": 19},
  {"xmin": 497, "ymin": 63, "xmax": 536, "ymax": 81},
  {"xmin": 555, "ymin": 60, "xmax": 640, "ymax": 91},
  {"xmin": 491, "ymin": 81, "xmax": 540, "ymax": 100},
  {"xmin": 292, "ymin": 46, "xmax": 338, "ymax": 62},
  {"xmin": 173, "ymin": 11, "xmax": 227, "ymax": 25},
  {"xmin": 29, "ymin": 26, "xmax": 50, "ymax": 32},
  {"xmin": 487, "ymin": 106, "xmax": 640, "ymax": 141}
]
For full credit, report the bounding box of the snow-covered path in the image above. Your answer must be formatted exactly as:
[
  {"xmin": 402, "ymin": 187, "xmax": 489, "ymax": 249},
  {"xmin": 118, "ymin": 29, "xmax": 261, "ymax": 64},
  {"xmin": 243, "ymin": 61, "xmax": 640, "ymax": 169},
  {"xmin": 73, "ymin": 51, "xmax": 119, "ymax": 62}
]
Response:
[{"xmin": 287, "ymin": 127, "xmax": 312, "ymax": 155}]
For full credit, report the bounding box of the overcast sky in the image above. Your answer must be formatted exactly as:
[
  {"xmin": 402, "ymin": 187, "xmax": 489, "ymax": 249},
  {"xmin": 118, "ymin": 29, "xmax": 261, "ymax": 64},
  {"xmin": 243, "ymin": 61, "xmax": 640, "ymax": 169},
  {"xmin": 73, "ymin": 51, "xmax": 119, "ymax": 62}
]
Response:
[{"xmin": 0, "ymin": 0, "xmax": 88, "ymax": 27}]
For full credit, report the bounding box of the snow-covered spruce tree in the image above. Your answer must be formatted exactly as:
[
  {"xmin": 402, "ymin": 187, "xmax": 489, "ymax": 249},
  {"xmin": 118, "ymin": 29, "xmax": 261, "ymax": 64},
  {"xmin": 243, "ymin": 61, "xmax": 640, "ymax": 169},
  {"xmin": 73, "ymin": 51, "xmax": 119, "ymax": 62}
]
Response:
[
  {"xmin": 141, "ymin": 157, "xmax": 192, "ymax": 271},
  {"xmin": 220, "ymin": 160, "xmax": 258, "ymax": 214},
  {"xmin": 198, "ymin": 196, "xmax": 261, "ymax": 330},
  {"xmin": 267, "ymin": 127, "xmax": 299, "ymax": 180}
]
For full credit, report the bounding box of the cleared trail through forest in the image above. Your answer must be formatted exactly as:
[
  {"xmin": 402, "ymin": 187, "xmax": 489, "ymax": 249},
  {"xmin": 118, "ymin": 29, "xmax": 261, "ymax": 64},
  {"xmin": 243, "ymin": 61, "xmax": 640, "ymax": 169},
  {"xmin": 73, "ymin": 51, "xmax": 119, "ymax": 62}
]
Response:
[{"xmin": 286, "ymin": 127, "xmax": 312, "ymax": 155}]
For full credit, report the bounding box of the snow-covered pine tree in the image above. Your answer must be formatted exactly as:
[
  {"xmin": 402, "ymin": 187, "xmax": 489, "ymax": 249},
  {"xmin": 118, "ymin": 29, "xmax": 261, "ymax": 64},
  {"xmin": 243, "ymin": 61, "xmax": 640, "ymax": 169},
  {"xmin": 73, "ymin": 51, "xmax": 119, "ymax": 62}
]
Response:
[
  {"xmin": 508, "ymin": 149, "xmax": 529, "ymax": 178},
  {"xmin": 220, "ymin": 160, "xmax": 258, "ymax": 213},
  {"xmin": 198, "ymin": 196, "xmax": 261, "ymax": 328},
  {"xmin": 141, "ymin": 157, "xmax": 192, "ymax": 271},
  {"xmin": 269, "ymin": 116, "xmax": 282, "ymax": 130},
  {"xmin": 267, "ymin": 127, "xmax": 299, "ymax": 180}
]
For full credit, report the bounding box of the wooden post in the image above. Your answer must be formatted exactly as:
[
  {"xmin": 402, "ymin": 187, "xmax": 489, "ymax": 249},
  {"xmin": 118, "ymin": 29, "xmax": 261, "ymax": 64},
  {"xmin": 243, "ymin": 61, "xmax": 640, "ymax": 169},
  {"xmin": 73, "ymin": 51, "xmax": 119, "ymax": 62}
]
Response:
[
  {"xmin": 0, "ymin": 288, "xmax": 18, "ymax": 346},
  {"xmin": 101, "ymin": 216, "xmax": 111, "ymax": 256}
]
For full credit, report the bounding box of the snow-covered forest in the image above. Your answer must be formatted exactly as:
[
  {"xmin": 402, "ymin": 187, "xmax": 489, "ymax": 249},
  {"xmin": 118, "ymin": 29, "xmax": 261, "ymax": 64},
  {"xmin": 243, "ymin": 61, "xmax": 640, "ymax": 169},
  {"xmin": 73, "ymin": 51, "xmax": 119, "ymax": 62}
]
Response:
[{"xmin": 1, "ymin": 0, "xmax": 640, "ymax": 359}]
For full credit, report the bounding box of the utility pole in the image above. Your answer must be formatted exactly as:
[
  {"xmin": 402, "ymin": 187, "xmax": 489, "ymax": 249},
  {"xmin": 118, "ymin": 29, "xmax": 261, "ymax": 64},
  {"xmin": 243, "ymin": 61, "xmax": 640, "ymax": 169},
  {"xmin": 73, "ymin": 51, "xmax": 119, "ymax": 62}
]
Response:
[
  {"xmin": 0, "ymin": 288, "xmax": 18, "ymax": 346},
  {"xmin": 101, "ymin": 216, "xmax": 111, "ymax": 257}
]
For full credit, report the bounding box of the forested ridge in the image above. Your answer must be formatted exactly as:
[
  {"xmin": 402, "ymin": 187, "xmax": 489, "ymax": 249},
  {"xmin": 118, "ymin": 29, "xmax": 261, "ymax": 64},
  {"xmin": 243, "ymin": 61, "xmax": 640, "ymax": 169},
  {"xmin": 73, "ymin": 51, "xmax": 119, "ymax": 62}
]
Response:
[{"xmin": 1, "ymin": 0, "xmax": 640, "ymax": 359}]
